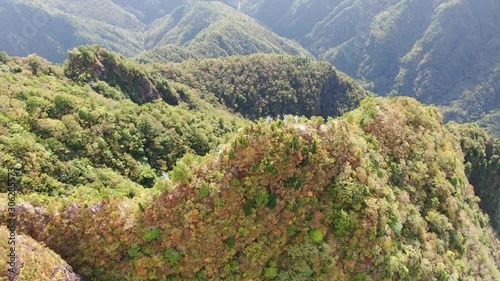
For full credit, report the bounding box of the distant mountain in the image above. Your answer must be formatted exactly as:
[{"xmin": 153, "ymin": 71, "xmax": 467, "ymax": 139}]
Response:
[
  {"xmin": 0, "ymin": 0, "xmax": 310, "ymax": 62},
  {"xmin": 235, "ymin": 0, "xmax": 500, "ymax": 136},
  {"xmin": 143, "ymin": 2, "xmax": 311, "ymax": 60},
  {"xmin": 0, "ymin": 0, "xmax": 144, "ymax": 61},
  {"xmin": 111, "ymin": 0, "xmax": 184, "ymax": 24}
]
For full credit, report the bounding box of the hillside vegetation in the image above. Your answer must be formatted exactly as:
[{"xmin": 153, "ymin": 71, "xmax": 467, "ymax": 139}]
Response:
[
  {"xmin": 0, "ymin": 0, "xmax": 310, "ymax": 62},
  {"xmin": 234, "ymin": 0, "xmax": 500, "ymax": 136},
  {"xmin": 1, "ymin": 0, "xmax": 498, "ymax": 135},
  {"xmin": 161, "ymin": 53, "xmax": 368, "ymax": 119},
  {"xmin": 2, "ymin": 97, "xmax": 499, "ymax": 280},
  {"xmin": 0, "ymin": 46, "xmax": 365, "ymax": 196},
  {"xmin": 0, "ymin": 48, "xmax": 248, "ymax": 197},
  {"xmin": 143, "ymin": 2, "xmax": 311, "ymax": 60}
]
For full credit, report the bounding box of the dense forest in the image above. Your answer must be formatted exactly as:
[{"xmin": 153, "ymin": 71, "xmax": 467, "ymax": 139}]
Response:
[
  {"xmin": 1, "ymin": 0, "xmax": 497, "ymax": 137},
  {"xmin": 230, "ymin": 0, "xmax": 500, "ymax": 136},
  {"xmin": 0, "ymin": 1, "xmax": 499, "ymax": 280},
  {"xmin": 160, "ymin": 54, "xmax": 368, "ymax": 119},
  {"xmin": 0, "ymin": 46, "xmax": 365, "ymax": 197},
  {"xmin": 0, "ymin": 49, "xmax": 499, "ymax": 280},
  {"xmin": 0, "ymin": 0, "xmax": 309, "ymax": 62}
]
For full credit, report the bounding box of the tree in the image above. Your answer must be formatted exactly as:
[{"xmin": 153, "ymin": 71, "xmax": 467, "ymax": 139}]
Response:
[
  {"xmin": 27, "ymin": 54, "xmax": 42, "ymax": 75},
  {"xmin": 0, "ymin": 51, "xmax": 7, "ymax": 64}
]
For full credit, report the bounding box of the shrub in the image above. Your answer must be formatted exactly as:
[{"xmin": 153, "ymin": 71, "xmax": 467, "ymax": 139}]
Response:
[
  {"xmin": 11, "ymin": 65, "xmax": 22, "ymax": 73},
  {"xmin": 267, "ymin": 192, "xmax": 277, "ymax": 209},
  {"xmin": 138, "ymin": 165, "xmax": 157, "ymax": 188},
  {"xmin": 170, "ymin": 163, "xmax": 191, "ymax": 184},
  {"xmin": 27, "ymin": 54, "xmax": 42, "ymax": 75},
  {"xmin": 284, "ymin": 173, "xmax": 304, "ymax": 189},
  {"xmin": 52, "ymin": 95, "xmax": 76, "ymax": 118},
  {"xmin": 257, "ymin": 190, "xmax": 270, "ymax": 206},
  {"xmin": 199, "ymin": 182, "xmax": 210, "ymax": 197},
  {"xmin": 264, "ymin": 266, "xmax": 278, "ymax": 279},
  {"xmin": 243, "ymin": 200, "xmax": 253, "ymax": 215},
  {"xmin": 334, "ymin": 210, "xmax": 355, "ymax": 237},
  {"xmin": 0, "ymin": 64, "xmax": 10, "ymax": 72}
]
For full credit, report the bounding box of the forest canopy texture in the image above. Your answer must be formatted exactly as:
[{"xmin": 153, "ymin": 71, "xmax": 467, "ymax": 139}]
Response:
[
  {"xmin": 0, "ymin": 48, "xmax": 499, "ymax": 280},
  {"xmin": 1, "ymin": 0, "xmax": 498, "ymax": 136},
  {"xmin": 0, "ymin": 0, "xmax": 499, "ymax": 280}
]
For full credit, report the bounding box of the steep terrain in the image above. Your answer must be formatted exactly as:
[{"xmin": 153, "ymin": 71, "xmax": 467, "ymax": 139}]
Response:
[
  {"xmin": 143, "ymin": 2, "xmax": 311, "ymax": 60},
  {"xmin": 2, "ymin": 97, "xmax": 499, "ymax": 280},
  {"xmin": 0, "ymin": 46, "xmax": 365, "ymax": 195},
  {"xmin": 0, "ymin": 4, "xmax": 499, "ymax": 278},
  {"xmin": 1, "ymin": 0, "xmax": 498, "ymax": 135},
  {"xmin": 0, "ymin": 227, "xmax": 83, "ymax": 280},
  {"xmin": 234, "ymin": 0, "xmax": 500, "ymax": 135},
  {"xmin": 0, "ymin": 0, "xmax": 144, "ymax": 61},
  {"xmin": 161, "ymin": 53, "xmax": 368, "ymax": 119},
  {"xmin": 0, "ymin": 48, "xmax": 246, "ymax": 196},
  {"xmin": 0, "ymin": 0, "xmax": 310, "ymax": 62}
]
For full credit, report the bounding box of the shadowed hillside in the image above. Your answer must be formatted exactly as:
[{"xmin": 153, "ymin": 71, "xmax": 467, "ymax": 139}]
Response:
[{"xmin": 234, "ymin": 0, "xmax": 500, "ymax": 136}]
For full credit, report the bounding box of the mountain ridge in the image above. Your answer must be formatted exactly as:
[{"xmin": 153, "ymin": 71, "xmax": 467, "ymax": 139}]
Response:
[{"xmin": 2, "ymin": 96, "xmax": 499, "ymax": 280}]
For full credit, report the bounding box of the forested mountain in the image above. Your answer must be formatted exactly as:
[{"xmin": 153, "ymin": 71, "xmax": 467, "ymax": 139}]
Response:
[
  {"xmin": 0, "ymin": 0, "xmax": 144, "ymax": 61},
  {"xmin": 0, "ymin": 1, "xmax": 499, "ymax": 280},
  {"xmin": 0, "ymin": 46, "xmax": 365, "ymax": 195},
  {"xmin": 0, "ymin": 60, "xmax": 500, "ymax": 280},
  {"xmin": 0, "ymin": 0, "xmax": 309, "ymax": 62},
  {"xmin": 110, "ymin": 0, "xmax": 184, "ymax": 24},
  {"xmin": 233, "ymin": 0, "xmax": 500, "ymax": 135},
  {"xmin": 1, "ymin": 0, "xmax": 498, "ymax": 135},
  {"xmin": 142, "ymin": 2, "xmax": 311, "ymax": 59},
  {"xmin": 162, "ymin": 54, "xmax": 368, "ymax": 119}
]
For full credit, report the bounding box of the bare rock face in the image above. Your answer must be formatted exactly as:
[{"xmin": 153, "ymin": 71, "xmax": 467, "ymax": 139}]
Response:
[{"xmin": 0, "ymin": 226, "xmax": 83, "ymax": 281}]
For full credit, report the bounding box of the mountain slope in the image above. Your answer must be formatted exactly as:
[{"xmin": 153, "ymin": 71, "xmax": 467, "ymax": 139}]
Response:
[
  {"xmin": 144, "ymin": 1, "xmax": 311, "ymax": 60},
  {"xmin": 0, "ymin": 226, "xmax": 83, "ymax": 280},
  {"xmin": 0, "ymin": 49, "xmax": 247, "ymax": 195},
  {"xmin": 0, "ymin": 0, "xmax": 311, "ymax": 62},
  {"xmin": 0, "ymin": 46, "xmax": 365, "ymax": 195},
  {"xmin": 162, "ymin": 53, "xmax": 368, "ymax": 119},
  {"xmin": 1, "ymin": 0, "xmax": 498, "ymax": 135},
  {"xmin": 111, "ymin": 0, "xmax": 184, "ymax": 24},
  {"xmin": 235, "ymin": 0, "xmax": 500, "ymax": 136},
  {"xmin": 0, "ymin": 0, "xmax": 144, "ymax": 61},
  {"xmin": 2, "ymin": 97, "xmax": 499, "ymax": 280}
]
